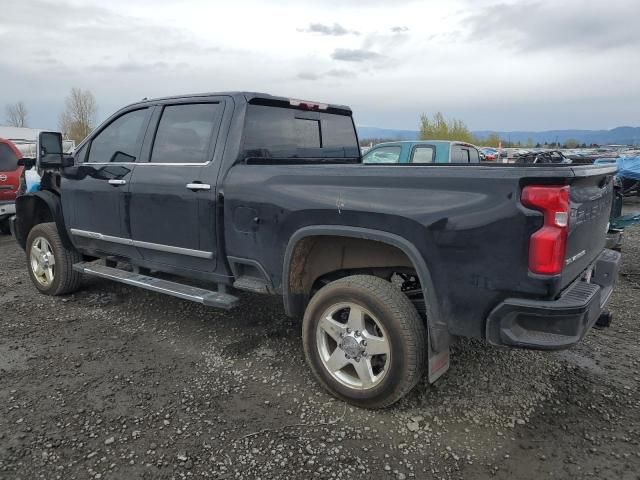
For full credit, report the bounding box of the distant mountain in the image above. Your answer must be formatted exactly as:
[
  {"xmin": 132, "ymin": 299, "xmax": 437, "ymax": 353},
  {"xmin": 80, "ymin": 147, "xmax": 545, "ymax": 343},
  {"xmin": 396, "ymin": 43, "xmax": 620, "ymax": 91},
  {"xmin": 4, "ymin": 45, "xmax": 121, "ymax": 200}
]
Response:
[
  {"xmin": 357, "ymin": 125, "xmax": 640, "ymax": 146},
  {"xmin": 356, "ymin": 126, "xmax": 420, "ymax": 141}
]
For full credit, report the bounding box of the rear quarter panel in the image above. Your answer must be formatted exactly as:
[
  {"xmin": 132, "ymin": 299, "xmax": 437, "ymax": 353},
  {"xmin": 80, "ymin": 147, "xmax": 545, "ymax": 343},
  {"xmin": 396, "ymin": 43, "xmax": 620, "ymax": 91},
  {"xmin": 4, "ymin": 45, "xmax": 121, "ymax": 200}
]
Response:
[{"xmin": 222, "ymin": 163, "xmax": 579, "ymax": 338}]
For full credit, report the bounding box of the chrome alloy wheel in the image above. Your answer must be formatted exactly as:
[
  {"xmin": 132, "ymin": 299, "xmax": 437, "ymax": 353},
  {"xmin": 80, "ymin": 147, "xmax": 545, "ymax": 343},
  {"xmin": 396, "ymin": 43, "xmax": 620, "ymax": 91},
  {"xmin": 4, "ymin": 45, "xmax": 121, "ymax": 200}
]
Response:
[
  {"xmin": 30, "ymin": 236, "xmax": 56, "ymax": 287},
  {"xmin": 316, "ymin": 302, "xmax": 391, "ymax": 390}
]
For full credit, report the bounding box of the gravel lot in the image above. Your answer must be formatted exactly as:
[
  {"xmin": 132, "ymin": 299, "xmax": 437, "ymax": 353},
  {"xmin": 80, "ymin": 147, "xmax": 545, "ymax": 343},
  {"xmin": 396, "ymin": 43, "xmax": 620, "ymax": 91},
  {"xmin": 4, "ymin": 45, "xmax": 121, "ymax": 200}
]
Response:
[{"xmin": 1, "ymin": 202, "xmax": 639, "ymax": 480}]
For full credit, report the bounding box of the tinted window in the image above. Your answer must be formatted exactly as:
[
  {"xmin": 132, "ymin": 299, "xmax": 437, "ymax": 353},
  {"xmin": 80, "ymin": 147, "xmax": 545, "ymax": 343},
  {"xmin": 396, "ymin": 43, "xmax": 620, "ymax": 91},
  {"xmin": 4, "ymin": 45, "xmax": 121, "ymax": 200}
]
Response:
[
  {"xmin": 411, "ymin": 146, "xmax": 434, "ymax": 163},
  {"xmin": 87, "ymin": 108, "xmax": 149, "ymax": 163},
  {"xmin": 363, "ymin": 146, "xmax": 402, "ymax": 164},
  {"xmin": 451, "ymin": 145, "xmax": 470, "ymax": 163},
  {"xmin": 0, "ymin": 143, "xmax": 19, "ymax": 171},
  {"xmin": 151, "ymin": 103, "xmax": 221, "ymax": 164},
  {"xmin": 469, "ymin": 148, "xmax": 480, "ymax": 162},
  {"xmin": 243, "ymin": 105, "xmax": 359, "ymax": 159}
]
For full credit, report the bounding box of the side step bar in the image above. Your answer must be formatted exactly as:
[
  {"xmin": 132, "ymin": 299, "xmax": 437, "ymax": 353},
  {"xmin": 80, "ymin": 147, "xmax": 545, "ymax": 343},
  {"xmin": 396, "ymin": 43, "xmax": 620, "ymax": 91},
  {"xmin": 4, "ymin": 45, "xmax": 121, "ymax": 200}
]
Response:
[{"xmin": 73, "ymin": 262, "xmax": 239, "ymax": 310}]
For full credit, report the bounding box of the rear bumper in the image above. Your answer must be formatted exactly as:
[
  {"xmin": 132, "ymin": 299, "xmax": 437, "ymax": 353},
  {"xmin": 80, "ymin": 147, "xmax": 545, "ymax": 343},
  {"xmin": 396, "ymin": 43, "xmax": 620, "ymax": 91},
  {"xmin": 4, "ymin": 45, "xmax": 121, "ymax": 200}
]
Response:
[
  {"xmin": 0, "ymin": 201, "xmax": 16, "ymax": 220},
  {"xmin": 486, "ymin": 249, "xmax": 621, "ymax": 350}
]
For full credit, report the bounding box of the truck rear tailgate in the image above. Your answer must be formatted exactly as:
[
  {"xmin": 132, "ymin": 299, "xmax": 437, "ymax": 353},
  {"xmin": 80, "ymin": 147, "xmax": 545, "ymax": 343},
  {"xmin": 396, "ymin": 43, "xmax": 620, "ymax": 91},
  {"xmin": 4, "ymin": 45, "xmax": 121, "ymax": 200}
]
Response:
[{"xmin": 561, "ymin": 166, "xmax": 615, "ymax": 289}]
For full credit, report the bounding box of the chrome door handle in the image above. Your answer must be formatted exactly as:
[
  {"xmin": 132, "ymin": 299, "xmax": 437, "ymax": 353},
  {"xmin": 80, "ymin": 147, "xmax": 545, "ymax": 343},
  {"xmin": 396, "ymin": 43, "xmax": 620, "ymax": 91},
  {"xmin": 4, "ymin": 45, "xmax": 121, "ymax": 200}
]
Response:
[
  {"xmin": 108, "ymin": 179, "xmax": 127, "ymax": 186},
  {"xmin": 186, "ymin": 183, "xmax": 211, "ymax": 191}
]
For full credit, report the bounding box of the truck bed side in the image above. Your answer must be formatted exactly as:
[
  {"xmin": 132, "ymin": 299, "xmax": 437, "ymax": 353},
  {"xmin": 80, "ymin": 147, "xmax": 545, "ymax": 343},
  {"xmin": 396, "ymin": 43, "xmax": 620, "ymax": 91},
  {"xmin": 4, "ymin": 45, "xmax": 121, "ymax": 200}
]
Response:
[{"xmin": 221, "ymin": 163, "xmax": 616, "ymax": 339}]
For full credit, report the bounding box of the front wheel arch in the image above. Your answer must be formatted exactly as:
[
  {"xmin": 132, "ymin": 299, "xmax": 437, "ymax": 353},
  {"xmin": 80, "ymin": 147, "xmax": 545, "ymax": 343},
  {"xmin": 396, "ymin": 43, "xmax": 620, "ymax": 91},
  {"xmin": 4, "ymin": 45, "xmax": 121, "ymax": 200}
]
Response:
[{"xmin": 15, "ymin": 191, "xmax": 73, "ymax": 251}]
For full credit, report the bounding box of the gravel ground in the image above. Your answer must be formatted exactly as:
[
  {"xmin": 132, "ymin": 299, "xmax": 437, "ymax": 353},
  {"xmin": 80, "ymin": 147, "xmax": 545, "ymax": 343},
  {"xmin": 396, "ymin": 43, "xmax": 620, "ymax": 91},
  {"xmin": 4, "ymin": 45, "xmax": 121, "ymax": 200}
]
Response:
[{"xmin": 1, "ymin": 202, "xmax": 639, "ymax": 480}]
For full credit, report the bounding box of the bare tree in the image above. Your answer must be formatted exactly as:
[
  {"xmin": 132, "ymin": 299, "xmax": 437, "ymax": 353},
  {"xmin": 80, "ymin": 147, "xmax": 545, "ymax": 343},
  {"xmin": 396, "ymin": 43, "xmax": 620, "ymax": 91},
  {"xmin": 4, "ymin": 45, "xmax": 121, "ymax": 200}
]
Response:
[
  {"xmin": 5, "ymin": 101, "xmax": 28, "ymax": 127},
  {"xmin": 58, "ymin": 87, "xmax": 98, "ymax": 144}
]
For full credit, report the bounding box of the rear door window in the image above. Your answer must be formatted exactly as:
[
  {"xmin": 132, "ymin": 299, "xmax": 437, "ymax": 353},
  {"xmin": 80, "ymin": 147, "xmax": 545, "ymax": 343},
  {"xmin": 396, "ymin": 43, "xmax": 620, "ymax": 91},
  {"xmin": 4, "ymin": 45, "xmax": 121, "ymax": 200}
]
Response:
[
  {"xmin": 87, "ymin": 108, "xmax": 150, "ymax": 163},
  {"xmin": 150, "ymin": 103, "xmax": 222, "ymax": 164},
  {"xmin": 469, "ymin": 148, "xmax": 480, "ymax": 162},
  {"xmin": 411, "ymin": 146, "xmax": 435, "ymax": 163},
  {"xmin": 363, "ymin": 146, "xmax": 402, "ymax": 164},
  {"xmin": 243, "ymin": 104, "xmax": 359, "ymax": 159},
  {"xmin": 451, "ymin": 145, "xmax": 471, "ymax": 163},
  {"xmin": 0, "ymin": 143, "xmax": 19, "ymax": 171}
]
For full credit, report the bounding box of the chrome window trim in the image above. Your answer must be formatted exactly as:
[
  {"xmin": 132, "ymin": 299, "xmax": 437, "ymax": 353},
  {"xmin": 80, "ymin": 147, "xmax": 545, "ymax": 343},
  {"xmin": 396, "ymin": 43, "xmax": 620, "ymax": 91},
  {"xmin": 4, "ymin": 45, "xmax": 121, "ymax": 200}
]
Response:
[
  {"xmin": 70, "ymin": 229, "xmax": 214, "ymax": 259},
  {"xmin": 80, "ymin": 161, "xmax": 211, "ymax": 166}
]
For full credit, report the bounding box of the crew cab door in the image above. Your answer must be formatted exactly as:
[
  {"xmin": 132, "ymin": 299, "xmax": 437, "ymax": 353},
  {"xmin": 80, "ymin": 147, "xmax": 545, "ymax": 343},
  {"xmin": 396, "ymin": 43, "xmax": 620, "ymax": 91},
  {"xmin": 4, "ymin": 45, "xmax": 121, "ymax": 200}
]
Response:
[
  {"xmin": 63, "ymin": 107, "xmax": 152, "ymax": 258},
  {"xmin": 126, "ymin": 99, "xmax": 225, "ymax": 272}
]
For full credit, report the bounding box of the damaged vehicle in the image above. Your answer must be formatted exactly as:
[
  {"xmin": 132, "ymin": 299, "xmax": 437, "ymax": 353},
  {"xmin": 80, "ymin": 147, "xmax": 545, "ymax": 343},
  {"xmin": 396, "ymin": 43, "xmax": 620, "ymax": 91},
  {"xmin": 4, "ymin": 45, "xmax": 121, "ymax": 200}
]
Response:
[{"xmin": 13, "ymin": 92, "xmax": 621, "ymax": 408}]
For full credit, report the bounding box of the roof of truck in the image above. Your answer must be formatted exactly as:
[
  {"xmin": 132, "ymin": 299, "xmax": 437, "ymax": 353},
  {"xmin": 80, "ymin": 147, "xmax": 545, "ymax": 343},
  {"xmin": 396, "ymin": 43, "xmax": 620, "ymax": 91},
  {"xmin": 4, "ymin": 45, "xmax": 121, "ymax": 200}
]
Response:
[
  {"xmin": 129, "ymin": 92, "xmax": 352, "ymax": 112},
  {"xmin": 371, "ymin": 140, "xmax": 479, "ymax": 148}
]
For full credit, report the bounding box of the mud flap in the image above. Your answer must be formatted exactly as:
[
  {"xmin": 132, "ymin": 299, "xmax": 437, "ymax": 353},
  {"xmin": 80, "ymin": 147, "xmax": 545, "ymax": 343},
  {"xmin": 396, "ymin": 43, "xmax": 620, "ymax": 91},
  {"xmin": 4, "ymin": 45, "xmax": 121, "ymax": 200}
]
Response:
[{"xmin": 427, "ymin": 332, "xmax": 450, "ymax": 383}]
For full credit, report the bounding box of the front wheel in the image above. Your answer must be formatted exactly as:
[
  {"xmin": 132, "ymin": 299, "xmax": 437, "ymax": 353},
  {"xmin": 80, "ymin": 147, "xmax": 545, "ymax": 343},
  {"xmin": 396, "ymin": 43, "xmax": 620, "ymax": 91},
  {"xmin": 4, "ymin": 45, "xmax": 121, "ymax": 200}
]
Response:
[
  {"xmin": 26, "ymin": 222, "xmax": 82, "ymax": 295},
  {"xmin": 302, "ymin": 275, "xmax": 427, "ymax": 409}
]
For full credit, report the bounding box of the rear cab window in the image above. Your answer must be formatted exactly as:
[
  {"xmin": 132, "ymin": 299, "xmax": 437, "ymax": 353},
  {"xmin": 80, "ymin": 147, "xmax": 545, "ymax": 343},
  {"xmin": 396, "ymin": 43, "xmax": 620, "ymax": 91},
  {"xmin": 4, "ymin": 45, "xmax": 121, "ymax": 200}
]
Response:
[{"xmin": 242, "ymin": 99, "xmax": 359, "ymax": 162}]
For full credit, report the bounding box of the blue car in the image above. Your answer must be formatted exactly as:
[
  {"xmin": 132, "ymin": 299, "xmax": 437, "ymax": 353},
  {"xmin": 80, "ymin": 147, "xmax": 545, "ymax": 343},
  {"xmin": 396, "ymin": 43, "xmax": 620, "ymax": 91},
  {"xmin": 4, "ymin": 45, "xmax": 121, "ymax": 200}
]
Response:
[{"xmin": 362, "ymin": 140, "xmax": 482, "ymax": 164}]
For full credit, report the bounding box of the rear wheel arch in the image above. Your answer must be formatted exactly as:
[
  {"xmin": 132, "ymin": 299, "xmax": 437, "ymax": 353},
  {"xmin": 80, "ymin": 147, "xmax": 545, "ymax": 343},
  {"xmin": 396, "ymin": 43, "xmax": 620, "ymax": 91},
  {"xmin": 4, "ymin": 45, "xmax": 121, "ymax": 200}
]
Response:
[{"xmin": 282, "ymin": 226, "xmax": 441, "ymax": 334}]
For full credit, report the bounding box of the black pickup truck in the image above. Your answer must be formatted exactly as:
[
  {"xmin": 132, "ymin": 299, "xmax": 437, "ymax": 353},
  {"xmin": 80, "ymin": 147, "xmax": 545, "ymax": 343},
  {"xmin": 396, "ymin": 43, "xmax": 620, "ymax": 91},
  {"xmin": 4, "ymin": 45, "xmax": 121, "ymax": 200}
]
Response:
[{"xmin": 14, "ymin": 92, "xmax": 620, "ymax": 408}]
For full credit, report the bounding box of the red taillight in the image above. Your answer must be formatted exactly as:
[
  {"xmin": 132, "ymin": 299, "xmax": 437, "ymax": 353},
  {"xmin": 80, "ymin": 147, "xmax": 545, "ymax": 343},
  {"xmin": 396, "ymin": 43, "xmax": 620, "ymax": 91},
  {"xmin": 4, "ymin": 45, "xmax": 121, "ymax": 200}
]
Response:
[{"xmin": 521, "ymin": 185, "xmax": 570, "ymax": 275}]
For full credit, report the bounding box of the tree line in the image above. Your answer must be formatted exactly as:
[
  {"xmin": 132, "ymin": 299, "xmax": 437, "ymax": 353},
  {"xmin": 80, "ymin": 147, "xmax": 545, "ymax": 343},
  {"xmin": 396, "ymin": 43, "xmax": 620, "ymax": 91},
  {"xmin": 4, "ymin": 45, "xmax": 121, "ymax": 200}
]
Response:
[
  {"xmin": 360, "ymin": 112, "xmax": 602, "ymax": 149},
  {"xmin": 4, "ymin": 87, "xmax": 97, "ymax": 145}
]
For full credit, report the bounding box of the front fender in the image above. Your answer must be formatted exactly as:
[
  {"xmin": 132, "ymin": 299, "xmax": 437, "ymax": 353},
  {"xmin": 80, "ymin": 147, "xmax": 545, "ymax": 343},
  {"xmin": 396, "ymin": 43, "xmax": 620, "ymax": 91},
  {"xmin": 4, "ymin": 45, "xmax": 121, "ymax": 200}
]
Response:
[{"xmin": 15, "ymin": 190, "xmax": 73, "ymax": 250}]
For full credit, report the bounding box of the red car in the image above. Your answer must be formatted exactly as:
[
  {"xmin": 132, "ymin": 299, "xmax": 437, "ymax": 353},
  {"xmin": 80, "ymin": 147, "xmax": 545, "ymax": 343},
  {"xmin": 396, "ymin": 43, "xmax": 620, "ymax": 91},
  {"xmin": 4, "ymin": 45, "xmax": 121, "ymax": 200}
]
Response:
[{"xmin": 0, "ymin": 138, "xmax": 23, "ymax": 234}]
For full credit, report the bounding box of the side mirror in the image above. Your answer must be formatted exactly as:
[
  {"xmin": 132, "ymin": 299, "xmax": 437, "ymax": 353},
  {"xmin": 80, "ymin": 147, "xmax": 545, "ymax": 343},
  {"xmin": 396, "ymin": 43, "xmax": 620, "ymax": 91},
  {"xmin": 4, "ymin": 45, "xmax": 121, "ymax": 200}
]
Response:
[
  {"xmin": 38, "ymin": 131, "xmax": 65, "ymax": 168},
  {"xmin": 18, "ymin": 157, "xmax": 37, "ymax": 169}
]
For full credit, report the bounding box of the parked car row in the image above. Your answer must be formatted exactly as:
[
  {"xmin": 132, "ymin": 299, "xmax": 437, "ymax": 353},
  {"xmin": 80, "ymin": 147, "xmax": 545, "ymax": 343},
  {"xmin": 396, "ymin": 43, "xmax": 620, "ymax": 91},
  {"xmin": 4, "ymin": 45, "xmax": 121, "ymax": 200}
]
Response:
[{"xmin": 0, "ymin": 138, "xmax": 24, "ymax": 234}]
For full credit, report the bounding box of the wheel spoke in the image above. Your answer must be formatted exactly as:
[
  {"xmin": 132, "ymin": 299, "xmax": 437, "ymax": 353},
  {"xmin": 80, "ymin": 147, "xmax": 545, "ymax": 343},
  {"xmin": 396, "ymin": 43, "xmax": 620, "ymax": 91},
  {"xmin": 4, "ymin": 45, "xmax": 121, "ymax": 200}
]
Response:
[
  {"xmin": 319, "ymin": 315, "xmax": 347, "ymax": 342},
  {"xmin": 47, "ymin": 253, "xmax": 55, "ymax": 266},
  {"xmin": 347, "ymin": 305, "xmax": 366, "ymax": 332},
  {"xmin": 32, "ymin": 261, "xmax": 43, "ymax": 276},
  {"xmin": 364, "ymin": 334, "xmax": 389, "ymax": 356},
  {"xmin": 325, "ymin": 348, "xmax": 349, "ymax": 372},
  {"xmin": 353, "ymin": 358, "xmax": 376, "ymax": 388},
  {"xmin": 44, "ymin": 267, "xmax": 53, "ymax": 284}
]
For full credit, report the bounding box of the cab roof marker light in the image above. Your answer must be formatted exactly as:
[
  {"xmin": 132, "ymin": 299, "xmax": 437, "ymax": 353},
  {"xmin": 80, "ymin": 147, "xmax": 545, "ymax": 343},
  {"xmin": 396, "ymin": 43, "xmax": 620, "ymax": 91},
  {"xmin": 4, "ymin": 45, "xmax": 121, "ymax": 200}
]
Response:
[{"xmin": 289, "ymin": 99, "xmax": 328, "ymax": 110}]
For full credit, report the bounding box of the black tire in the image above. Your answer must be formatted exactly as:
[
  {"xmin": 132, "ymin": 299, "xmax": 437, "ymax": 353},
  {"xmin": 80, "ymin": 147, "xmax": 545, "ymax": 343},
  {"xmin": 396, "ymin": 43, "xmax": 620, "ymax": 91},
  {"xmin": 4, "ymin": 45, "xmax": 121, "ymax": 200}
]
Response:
[
  {"xmin": 302, "ymin": 275, "xmax": 427, "ymax": 409},
  {"xmin": 0, "ymin": 220, "xmax": 10, "ymax": 235},
  {"xmin": 26, "ymin": 222, "xmax": 82, "ymax": 295}
]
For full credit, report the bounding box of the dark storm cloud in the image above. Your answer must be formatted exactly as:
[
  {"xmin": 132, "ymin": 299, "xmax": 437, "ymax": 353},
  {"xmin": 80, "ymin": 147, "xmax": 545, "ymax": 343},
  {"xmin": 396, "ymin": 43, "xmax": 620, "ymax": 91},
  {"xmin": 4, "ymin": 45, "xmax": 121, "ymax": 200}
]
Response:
[
  {"xmin": 331, "ymin": 48, "xmax": 383, "ymax": 62},
  {"xmin": 467, "ymin": 1, "xmax": 640, "ymax": 52},
  {"xmin": 300, "ymin": 23, "xmax": 359, "ymax": 36}
]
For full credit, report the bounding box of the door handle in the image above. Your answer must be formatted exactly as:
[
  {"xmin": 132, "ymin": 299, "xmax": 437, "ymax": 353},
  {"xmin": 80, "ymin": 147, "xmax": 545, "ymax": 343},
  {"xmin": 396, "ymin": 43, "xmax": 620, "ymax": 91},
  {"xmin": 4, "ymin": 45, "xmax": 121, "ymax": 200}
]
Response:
[
  {"xmin": 186, "ymin": 183, "xmax": 211, "ymax": 191},
  {"xmin": 108, "ymin": 179, "xmax": 127, "ymax": 186}
]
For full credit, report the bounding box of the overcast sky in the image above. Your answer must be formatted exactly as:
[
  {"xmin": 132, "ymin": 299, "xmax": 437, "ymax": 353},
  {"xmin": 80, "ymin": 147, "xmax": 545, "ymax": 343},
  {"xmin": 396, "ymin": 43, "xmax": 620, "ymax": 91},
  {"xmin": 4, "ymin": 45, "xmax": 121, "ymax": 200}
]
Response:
[{"xmin": 1, "ymin": 0, "xmax": 638, "ymax": 131}]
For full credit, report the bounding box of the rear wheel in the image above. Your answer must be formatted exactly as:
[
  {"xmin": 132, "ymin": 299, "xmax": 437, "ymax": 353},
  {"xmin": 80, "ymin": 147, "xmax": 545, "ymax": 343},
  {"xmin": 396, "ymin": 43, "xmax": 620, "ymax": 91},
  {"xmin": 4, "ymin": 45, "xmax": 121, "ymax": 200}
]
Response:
[
  {"xmin": 26, "ymin": 222, "xmax": 82, "ymax": 295},
  {"xmin": 302, "ymin": 275, "xmax": 427, "ymax": 408}
]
